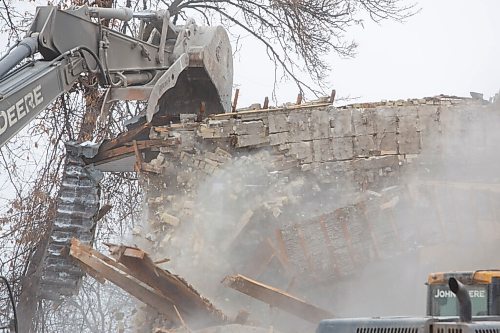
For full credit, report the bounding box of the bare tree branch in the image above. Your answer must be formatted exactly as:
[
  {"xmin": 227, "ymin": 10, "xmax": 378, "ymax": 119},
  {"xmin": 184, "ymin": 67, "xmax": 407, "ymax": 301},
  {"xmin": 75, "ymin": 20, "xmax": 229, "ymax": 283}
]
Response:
[{"xmin": 167, "ymin": 0, "xmax": 417, "ymax": 96}]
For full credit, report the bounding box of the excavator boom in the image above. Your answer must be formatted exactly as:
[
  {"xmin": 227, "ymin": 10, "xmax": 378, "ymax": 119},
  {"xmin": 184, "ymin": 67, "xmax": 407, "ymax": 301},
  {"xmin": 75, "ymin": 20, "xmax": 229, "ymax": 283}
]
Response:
[
  {"xmin": 0, "ymin": 56, "xmax": 84, "ymax": 147},
  {"xmin": 0, "ymin": 4, "xmax": 233, "ymax": 148}
]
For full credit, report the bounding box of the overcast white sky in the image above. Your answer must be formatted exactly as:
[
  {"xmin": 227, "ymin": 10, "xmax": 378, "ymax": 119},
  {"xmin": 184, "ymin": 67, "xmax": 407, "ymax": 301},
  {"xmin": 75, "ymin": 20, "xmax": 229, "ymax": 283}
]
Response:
[
  {"xmin": 233, "ymin": 0, "xmax": 500, "ymax": 107},
  {"xmin": 2, "ymin": 0, "xmax": 498, "ymax": 107}
]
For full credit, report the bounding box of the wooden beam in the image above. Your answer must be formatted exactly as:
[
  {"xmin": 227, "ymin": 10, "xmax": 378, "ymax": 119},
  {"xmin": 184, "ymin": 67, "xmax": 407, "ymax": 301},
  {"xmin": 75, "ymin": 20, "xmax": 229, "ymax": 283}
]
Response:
[
  {"xmin": 82, "ymin": 242, "xmax": 133, "ymax": 276},
  {"xmin": 69, "ymin": 239, "xmax": 180, "ymax": 324},
  {"xmin": 222, "ymin": 209, "xmax": 254, "ymax": 251},
  {"xmin": 80, "ymin": 264, "xmax": 107, "ymax": 284},
  {"xmin": 104, "ymin": 243, "xmax": 227, "ymax": 328},
  {"xmin": 330, "ymin": 89, "xmax": 336, "ymax": 103},
  {"xmin": 232, "ymin": 88, "xmax": 240, "ymax": 112},
  {"xmin": 90, "ymin": 138, "xmax": 180, "ymax": 165},
  {"xmin": 222, "ymin": 274, "xmax": 333, "ymax": 324},
  {"xmin": 263, "ymin": 97, "xmax": 269, "ymax": 109},
  {"xmin": 133, "ymin": 140, "xmax": 143, "ymax": 172},
  {"xmin": 98, "ymin": 122, "xmax": 151, "ymax": 152},
  {"xmin": 253, "ymin": 250, "xmax": 275, "ymax": 279},
  {"xmin": 296, "ymin": 93, "xmax": 302, "ymax": 105}
]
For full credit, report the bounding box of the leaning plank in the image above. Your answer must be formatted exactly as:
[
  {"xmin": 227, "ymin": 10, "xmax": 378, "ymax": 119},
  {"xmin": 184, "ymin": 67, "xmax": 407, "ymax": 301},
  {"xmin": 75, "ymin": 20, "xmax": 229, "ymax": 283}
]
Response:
[
  {"xmin": 222, "ymin": 274, "xmax": 333, "ymax": 324},
  {"xmin": 70, "ymin": 239, "xmax": 180, "ymax": 324},
  {"xmin": 98, "ymin": 122, "xmax": 151, "ymax": 152},
  {"xmin": 105, "ymin": 243, "xmax": 227, "ymax": 329}
]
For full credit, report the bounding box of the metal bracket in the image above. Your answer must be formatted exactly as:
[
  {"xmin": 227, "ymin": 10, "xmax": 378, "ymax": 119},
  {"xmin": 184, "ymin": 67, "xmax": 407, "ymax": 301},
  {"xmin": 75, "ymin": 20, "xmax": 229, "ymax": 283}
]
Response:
[
  {"xmin": 157, "ymin": 10, "xmax": 170, "ymax": 66},
  {"xmin": 99, "ymin": 86, "xmax": 153, "ymax": 122},
  {"xmin": 63, "ymin": 56, "xmax": 85, "ymax": 87},
  {"xmin": 172, "ymin": 19, "xmax": 196, "ymax": 59},
  {"xmin": 146, "ymin": 53, "xmax": 189, "ymax": 122}
]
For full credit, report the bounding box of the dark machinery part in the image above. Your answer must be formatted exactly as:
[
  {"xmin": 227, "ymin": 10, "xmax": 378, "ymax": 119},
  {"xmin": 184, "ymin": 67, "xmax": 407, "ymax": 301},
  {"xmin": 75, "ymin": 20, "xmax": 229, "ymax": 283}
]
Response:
[
  {"xmin": 37, "ymin": 143, "xmax": 102, "ymax": 300},
  {"xmin": 16, "ymin": 144, "xmax": 102, "ymax": 333},
  {"xmin": 449, "ymin": 277, "xmax": 472, "ymax": 323},
  {"xmin": 316, "ymin": 316, "xmax": 500, "ymax": 333}
]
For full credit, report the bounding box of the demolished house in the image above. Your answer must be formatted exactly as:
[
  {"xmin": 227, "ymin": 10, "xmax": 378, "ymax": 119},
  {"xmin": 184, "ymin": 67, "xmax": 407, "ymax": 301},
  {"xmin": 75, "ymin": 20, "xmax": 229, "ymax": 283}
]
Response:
[
  {"xmin": 2, "ymin": 4, "xmax": 499, "ymax": 332},
  {"xmin": 55, "ymin": 93, "xmax": 500, "ymax": 332},
  {"xmin": 18, "ymin": 92, "xmax": 500, "ymax": 332}
]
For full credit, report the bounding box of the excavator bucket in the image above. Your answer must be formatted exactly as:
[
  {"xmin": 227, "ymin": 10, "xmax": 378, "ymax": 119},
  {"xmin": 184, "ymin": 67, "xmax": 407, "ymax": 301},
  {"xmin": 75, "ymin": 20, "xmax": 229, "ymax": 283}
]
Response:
[
  {"xmin": 145, "ymin": 24, "xmax": 233, "ymax": 123},
  {"xmin": 95, "ymin": 18, "xmax": 234, "ymax": 126}
]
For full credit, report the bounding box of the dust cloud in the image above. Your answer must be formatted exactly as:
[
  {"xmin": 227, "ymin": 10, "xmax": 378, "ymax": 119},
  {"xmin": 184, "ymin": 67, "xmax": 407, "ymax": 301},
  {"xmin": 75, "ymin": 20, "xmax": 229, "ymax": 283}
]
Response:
[
  {"xmin": 325, "ymin": 101, "xmax": 500, "ymax": 317},
  {"xmin": 139, "ymin": 99, "xmax": 500, "ymax": 331}
]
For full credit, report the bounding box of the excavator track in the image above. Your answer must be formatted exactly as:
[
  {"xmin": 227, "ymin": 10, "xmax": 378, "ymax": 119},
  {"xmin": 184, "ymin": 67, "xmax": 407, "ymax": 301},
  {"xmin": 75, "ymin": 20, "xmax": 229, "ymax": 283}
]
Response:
[{"xmin": 38, "ymin": 144, "xmax": 102, "ymax": 300}]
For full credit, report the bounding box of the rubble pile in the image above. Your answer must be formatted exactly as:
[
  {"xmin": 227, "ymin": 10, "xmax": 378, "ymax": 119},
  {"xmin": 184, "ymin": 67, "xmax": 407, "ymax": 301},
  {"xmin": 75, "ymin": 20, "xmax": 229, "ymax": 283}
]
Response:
[{"xmin": 84, "ymin": 94, "xmax": 500, "ymax": 331}]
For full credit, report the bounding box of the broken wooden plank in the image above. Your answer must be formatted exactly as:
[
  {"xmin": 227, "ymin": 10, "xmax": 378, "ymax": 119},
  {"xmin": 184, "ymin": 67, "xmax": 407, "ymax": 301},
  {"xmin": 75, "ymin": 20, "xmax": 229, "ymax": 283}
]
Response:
[
  {"xmin": 133, "ymin": 140, "xmax": 143, "ymax": 172},
  {"xmin": 330, "ymin": 89, "xmax": 336, "ymax": 103},
  {"xmin": 98, "ymin": 122, "xmax": 151, "ymax": 152},
  {"xmin": 232, "ymin": 88, "xmax": 240, "ymax": 112},
  {"xmin": 296, "ymin": 93, "xmax": 302, "ymax": 105},
  {"xmin": 154, "ymin": 258, "xmax": 171, "ymax": 265},
  {"xmin": 90, "ymin": 139, "xmax": 180, "ymax": 165},
  {"xmin": 222, "ymin": 274, "xmax": 333, "ymax": 324},
  {"xmin": 124, "ymin": 247, "xmax": 146, "ymax": 259},
  {"xmin": 263, "ymin": 97, "xmax": 269, "ymax": 109},
  {"xmin": 69, "ymin": 239, "xmax": 180, "ymax": 324},
  {"xmin": 104, "ymin": 243, "xmax": 227, "ymax": 328}
]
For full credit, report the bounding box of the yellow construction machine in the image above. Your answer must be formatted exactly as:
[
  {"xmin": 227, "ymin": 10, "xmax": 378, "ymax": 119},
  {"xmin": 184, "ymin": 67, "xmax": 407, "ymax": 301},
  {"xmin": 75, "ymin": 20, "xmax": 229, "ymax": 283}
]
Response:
[{"xmin": 426, "ymin": 270, "xmax": 500, "ymax": 316}]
